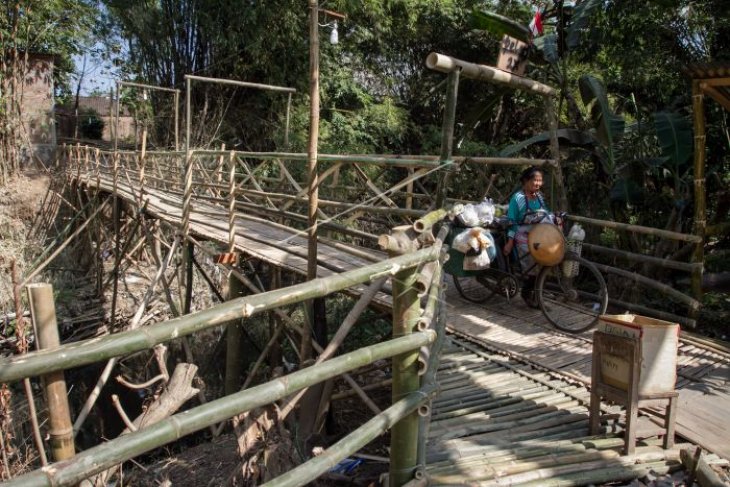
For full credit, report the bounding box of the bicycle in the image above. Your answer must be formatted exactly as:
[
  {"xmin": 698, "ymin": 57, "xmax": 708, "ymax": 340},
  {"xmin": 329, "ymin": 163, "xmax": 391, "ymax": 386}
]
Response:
[{"xmin": 445, "ymin": 216, "xmax": 609, "ymax": 333}]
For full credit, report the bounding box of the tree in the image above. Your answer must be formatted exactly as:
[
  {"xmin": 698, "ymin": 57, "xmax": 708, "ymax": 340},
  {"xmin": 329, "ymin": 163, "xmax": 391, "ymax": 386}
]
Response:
[{"xmin": 0, "ymin": 0, "xmax": 96, "ymax": 184}]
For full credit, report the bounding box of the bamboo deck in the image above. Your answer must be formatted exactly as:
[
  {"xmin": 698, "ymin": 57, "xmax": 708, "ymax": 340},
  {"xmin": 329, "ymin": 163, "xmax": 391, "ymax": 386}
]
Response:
[
  {"xmin": 444, "ymin": 288, "xmax": 730, "ymax": 461},
  {"xmin": 426, "ymin": 337, "xmax": 687, "ymax": 485},
  {"xmin": 81, "ymin": 174, "xmax": 730, "ymax": 462}
]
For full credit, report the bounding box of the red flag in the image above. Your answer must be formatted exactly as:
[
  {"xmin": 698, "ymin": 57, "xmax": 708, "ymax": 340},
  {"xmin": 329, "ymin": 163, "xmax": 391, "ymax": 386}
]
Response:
[{"xmin": 529, "ymin": 10, "xmax": 543, "ymax": 37}]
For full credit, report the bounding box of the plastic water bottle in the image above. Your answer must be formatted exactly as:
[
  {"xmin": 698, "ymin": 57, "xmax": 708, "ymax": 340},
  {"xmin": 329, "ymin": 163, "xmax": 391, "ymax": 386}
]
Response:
[{"xmin": 563, "ymin": 224, "xmax": 585, "ymax": 277}]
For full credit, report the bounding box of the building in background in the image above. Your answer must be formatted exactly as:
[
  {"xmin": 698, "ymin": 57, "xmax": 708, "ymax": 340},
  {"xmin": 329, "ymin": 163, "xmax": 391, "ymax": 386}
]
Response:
[{"xmin": 56, "ymin": 95, "xmax": 135, "ymax": 144}]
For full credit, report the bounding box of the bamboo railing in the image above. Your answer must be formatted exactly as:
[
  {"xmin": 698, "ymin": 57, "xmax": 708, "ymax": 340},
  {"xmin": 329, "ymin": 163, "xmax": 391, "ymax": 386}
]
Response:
[
  {"xmin": 2, "ymin": 235, "xmax": 448, "ymax": 486},
  {"xmin": 566, "ymin": 215, "xmax": 702, "ymax": 326},
  {"xmin": 64, "ymin": 143, "xmax": 705, "ymax": 326}
]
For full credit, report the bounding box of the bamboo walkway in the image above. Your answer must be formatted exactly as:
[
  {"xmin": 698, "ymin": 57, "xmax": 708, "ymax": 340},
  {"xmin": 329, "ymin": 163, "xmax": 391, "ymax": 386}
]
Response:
[
  {"xmin": 80, "ymin": 173, "xmax": 730, "ymax": 463},
  {"xmin": 443, "ymin": 289, "xmax": 730, "ymax": 461}
]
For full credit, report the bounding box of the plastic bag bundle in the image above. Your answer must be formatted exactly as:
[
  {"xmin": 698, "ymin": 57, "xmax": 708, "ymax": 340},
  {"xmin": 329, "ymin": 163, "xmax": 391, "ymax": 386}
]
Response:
[
  {"xmin": 456, "ymin": 204, "xmax": 480, "ymax": 227},
  {"xmin": 464, "ymin": 250, "xmax": 491, "ymax": 270},
  {"xmin": 475, "ymin": 199, "xmax": 496, "ymax": 225},
  {"xmin": 452, "ymin": 227, "xmax": 495, "ymax": 255}
]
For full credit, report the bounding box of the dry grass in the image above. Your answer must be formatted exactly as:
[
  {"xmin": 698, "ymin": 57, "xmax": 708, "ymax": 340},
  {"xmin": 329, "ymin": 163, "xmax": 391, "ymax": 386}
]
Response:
[{"xmin": 0, "ymin": 171, "xmax": 50, "ymax": 310}]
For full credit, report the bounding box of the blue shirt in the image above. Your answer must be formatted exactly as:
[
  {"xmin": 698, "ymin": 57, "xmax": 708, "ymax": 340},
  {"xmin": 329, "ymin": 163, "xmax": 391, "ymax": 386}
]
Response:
[{"xmin": 507, "ymin": 190, "xmax": 548, "ymax": 239}]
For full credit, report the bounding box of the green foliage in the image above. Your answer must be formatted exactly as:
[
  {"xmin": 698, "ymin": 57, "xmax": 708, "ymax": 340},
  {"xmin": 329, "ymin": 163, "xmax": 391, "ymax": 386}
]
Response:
[{"xmin": 578, "ymin": 74, "xmax": 625, "ymax": 175}]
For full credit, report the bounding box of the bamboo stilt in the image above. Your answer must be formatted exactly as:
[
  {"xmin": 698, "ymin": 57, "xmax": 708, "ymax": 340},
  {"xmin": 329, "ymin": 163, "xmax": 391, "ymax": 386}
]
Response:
[
  {"xmin": 691, "ymin": 80, "xmax": 706, "ymax": 315},
  {"xmin": 26, "ymin": 284, "xmax": 75, "ymax": 461}
]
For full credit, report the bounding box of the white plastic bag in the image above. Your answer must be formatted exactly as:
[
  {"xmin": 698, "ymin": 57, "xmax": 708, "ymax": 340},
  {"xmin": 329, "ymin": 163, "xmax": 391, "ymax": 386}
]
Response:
[
  {"xmin": 457, "ymin": 204, "xmax": 480, "ymax": 227},
  {"xmin": 463, "ymin": 250, "xmax": 492, "ymax": 270},
  {"xmin": 452, "ymin": 229, "xmax": 474, "ymax": 254},
  {"xmin": 475, "ymin": 199, "xmax": 496, "ymax": 225}
]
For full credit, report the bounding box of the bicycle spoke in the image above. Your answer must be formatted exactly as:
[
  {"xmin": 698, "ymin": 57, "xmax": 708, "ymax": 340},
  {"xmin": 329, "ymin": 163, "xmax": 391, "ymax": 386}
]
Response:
[{"xmin": 537, "ymin": 254, "xmax": 608, "ymax": 333}]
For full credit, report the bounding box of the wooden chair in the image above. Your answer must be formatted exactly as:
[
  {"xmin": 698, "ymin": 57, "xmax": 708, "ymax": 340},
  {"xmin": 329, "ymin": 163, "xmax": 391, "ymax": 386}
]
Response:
[{"xmin": 589, "ymin": 331, "xmax": 678, "ymax": 455}]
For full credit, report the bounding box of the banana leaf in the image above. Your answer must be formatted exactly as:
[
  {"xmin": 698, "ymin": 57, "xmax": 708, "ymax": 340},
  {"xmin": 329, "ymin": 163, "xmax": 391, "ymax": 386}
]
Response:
[
  {"xmin": 654, "ymin": 111, "xmax": 693, "ymax": 169},
  {"xmin": 579, "ymin": 74, "xmax": 625, "ymax": 174},
  {"xmin": 499, "ymin": 128, "xmax": 596, "ymax": 157},
  {"xmin": 534, "ymin": 32, "xmax": 560, "ymax": 64},
  {"xmin": 471, "ymin": 10, "xmax": 530, "ymax": 43}
]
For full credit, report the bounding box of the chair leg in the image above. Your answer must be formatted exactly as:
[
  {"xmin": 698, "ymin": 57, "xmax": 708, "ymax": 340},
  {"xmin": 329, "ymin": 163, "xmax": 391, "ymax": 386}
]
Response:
[{"xmin": 663, "ymin": 395, "xmax": 677, "ymax": 449}]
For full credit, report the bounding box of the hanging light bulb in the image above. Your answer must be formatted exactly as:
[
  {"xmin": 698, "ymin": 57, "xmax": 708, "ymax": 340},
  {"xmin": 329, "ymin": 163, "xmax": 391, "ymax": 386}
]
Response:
[{"xmin": 329, "ymin": 20, "xmax": 339, "ymax": 45}]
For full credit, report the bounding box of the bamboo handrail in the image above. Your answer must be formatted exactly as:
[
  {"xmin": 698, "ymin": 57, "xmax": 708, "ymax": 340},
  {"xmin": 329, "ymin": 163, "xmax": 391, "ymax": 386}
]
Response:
[
  {"xmin": 590, "ymin": 261, "xmax": 700, "ymax": 309},
  {"xmin": 567, "ymin": 215, "xmax": 702, "ymax": 243},
  {"xmin": 0, "ymin": 247, "xmax": 440, "ymax": 383},
  {"xmin": 582, "ymin": 243, "xmax": 701, "ymax": 273},
  {"xmin": 262, "ymin": 386, "xmax": 435, "ymax": 487},
  {"xmin": 4, "ymin": 332, "xmax": 435, "ymax": 487}
]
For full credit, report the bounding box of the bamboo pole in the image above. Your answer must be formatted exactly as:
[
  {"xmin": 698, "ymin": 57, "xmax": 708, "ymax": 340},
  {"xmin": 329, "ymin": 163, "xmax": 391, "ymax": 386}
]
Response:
[
  {"xmin": 11, "ymin": 263, "xmax": 48, "ymax": 466},
  {"xmin": 413, "ymin": 208, "xmax": 447, "ymax": 234},
  {"xmin": 262, "ymin": 387, "xmax": 434, "ymax": 487},
  {"xmin": 591, "ymin": 260, "xmax": 699, "ymax": 308},
  {"xmin": 691, "ymin": 80, "xmax": 706, "ymax": 312},
  {"xmin": 5, "ymin": 332, "xmax": 435, "ymax": 487},
  {"xmin": 582, "ymin": 242, "xmax": 700, "ymax": 273},
  {"xmin": 26, "ymin": 284, "xmax": 75, "ymax": 461},
  {"xmin": 545, "ymin": 96, "xmax": 569, "ymax": 211},
  {"xmin": 435, "ymin": 70, "xmax": 460, "ymax": 209},
  {"xmin": 567, "ymin": 214, "xmax": 701, "ymax": 243},
  {"xmin": 73, "ymin": 234, "xmax": 181, "ymax": 436},
  {"xmin": 277, "ymin": 277, "xmax": 387, "ymax": 421},
  {"xmin": 0, "ymin": 246, "xmax": 440, "ymax": 383},
  {"xmin": 388, "ymin": 236, "xmax": 423, "ymax": 485},
  {"xmin": 224, "ymin": 271, "xmax": 246, "ymax": 395},
  {"xmin": 426, "ymin": 52, "xmax": 556, "ymax": 96}
]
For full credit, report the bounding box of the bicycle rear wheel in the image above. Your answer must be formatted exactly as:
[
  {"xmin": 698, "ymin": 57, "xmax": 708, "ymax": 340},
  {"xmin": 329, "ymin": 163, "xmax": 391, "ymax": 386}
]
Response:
[
  {"xmin": 452, "ymin": 251, "xmax": 507, "ymax": 304},
  {"xmin": 536, "ymin": 252, "xmax": 608, "ymax": 333}
]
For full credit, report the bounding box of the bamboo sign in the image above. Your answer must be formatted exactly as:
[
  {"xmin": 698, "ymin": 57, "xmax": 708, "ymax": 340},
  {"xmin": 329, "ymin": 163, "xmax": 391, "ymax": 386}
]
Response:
[{"xmin": 497, "ymin": 35, "xmax": 528, "ymax": 75}]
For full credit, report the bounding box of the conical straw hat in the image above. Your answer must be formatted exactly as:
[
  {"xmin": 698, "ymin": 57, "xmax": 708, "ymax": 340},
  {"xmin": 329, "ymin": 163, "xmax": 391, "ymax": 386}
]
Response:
[{"xmin": 527, "ymin": 224, "xmax": 565, "ymax": 266}]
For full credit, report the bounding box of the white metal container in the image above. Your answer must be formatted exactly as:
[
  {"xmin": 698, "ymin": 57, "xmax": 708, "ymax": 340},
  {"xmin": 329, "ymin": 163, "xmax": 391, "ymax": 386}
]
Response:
[{"xmin": 595, "ymin": 314, "xmax": 679, "ymax": 395}]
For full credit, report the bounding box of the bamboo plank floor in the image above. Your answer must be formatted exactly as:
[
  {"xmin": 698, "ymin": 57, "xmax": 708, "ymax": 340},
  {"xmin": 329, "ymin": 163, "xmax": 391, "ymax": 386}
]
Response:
[
  {"xmin": 425, "ymin": 337, "xmax": 684, "ymax": 486},
  {"xmin": 444, "ymin": 285, "xmax": 730, "ymax": 460},
  {"xmin": 81, "ymin": 175, "xmax": 392, "ymax": 308}
]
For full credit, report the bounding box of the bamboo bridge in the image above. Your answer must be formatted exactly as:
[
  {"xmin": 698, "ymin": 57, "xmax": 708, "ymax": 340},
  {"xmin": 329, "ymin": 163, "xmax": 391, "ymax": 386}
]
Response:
[{"xmin": 1, "ymin": 55, "xmax": 728, "ymax": 486}]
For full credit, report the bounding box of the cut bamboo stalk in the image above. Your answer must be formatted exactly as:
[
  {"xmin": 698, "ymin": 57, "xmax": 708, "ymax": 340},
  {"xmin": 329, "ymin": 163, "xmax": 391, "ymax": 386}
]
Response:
[{"xmin": 26, "ymin": 284, "xmax": 75, "ymax": 461}]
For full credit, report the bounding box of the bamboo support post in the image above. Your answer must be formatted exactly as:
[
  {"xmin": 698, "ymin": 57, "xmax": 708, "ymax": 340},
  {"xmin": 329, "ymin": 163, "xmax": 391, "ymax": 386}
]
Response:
[
  {"xmin": 26, "ymin": 284, "xmax": 75, "ymax": 461},
  {"xmin": 386, "ymin": 228, "xmax": 424, "ymax": 485},
  {"xmin": 224, "ymin": 272, "xmax": 246, "ymax": 395},
  {"xmin": 4, "ymin": 332, "xmax": 435, "ymax": 487},
  {"xmin": 691, "ymin": 80, "xmax": 706, "ymax": 313},
  {"xmin": 435, "ymin": 69, "xmax": 460, "ymax": 209}
]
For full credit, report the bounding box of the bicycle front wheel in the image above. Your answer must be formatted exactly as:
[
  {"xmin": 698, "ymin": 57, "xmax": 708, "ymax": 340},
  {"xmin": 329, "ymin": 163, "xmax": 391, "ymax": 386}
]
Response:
[{"xmin": 536, "ymin": 252, "xmax": 608, "ymax": 333}]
